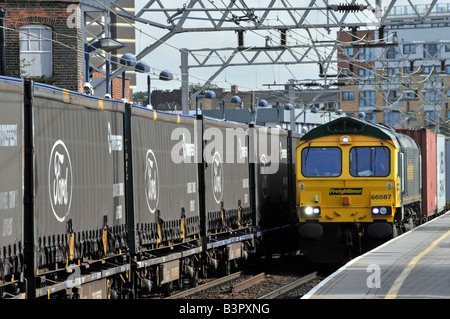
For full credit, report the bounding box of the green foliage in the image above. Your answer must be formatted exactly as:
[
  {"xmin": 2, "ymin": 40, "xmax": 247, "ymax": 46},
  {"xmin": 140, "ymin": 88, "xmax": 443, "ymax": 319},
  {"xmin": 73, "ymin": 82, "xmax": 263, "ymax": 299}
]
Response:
[{"xmin": 133, "ymin": 90, "xmax": 148, "ymax": 106}]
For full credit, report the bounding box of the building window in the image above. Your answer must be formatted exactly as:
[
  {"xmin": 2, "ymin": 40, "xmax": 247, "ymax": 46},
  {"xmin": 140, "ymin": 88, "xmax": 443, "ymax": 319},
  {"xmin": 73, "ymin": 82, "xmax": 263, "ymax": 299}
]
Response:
[
  {"xmin": 19, "ymin": 25, "xmax": 52, "ymax": 77},
  {"xmin": 424, "ymin": 111, "xmax": 436, "ymax": 126},
  {"xmin": 358, "ymin": 68, "xmax": 375, "ymax": 84},
  {"xmin": 386, "ymin": 47, "xmax": 399, "ymax": 59},
  {"xmin": 387, "ymin": 90, "xmax": 400, "ymax": 106},
  {"xmin": 365, "ymin": 112, "xmax": 376, "ymax": 122},
  {"xmin": 385, "ymin": 67, "xmax": 399, "ymax": 82},
  {"xmin": 341, "ymin": 47, "xmax": 354, "ymax": 57},
  {"xmin": 424, "ymin": 90, "xmax": 440, "ymax": 101},
  {"xmin": 384, "ymin": 111, "xmax": 401, "ymax": 126},
  {"xmin": 423, "ymin": 43, "xmax": 441, "ymax": 58},
  {"xmin": 403, "ymin": 44, "xmax": 416, "ymax": 54},
  {"xmin": 423, "ymin": 65, "xmax": 441, "ymax": 74},
  {"xmin": 358, "ymin": 47, "xmax": 375, "ymax": 61},
  {"xmin": 342, "ymin": 91, "xmax": 354, "ymax": 101},
  {"xmin": 359, "ymin": 91, "xmax": 376, "ymax": 107}
]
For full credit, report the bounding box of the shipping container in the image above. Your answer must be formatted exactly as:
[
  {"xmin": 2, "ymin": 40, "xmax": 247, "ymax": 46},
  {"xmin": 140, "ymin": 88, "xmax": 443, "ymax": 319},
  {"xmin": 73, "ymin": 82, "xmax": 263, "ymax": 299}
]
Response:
[
  {"xmin": 32, "ymin": 83, "xmax": 126, "ymax": 269},
  {"xmin": 129, "ymin": 108, "xmax": 201, "ymax": 251},
  {"xmin": 437, "ymin": 134, "xmax": 446, "ymax": 214},
  {"xmin": 253, "ymin": 125, "xmax": 291, "ymax": 228},
  {"xmin": 291, "ymin": 131, "xmax": 303, "ymax": 222},
  {"xmin": 202, "ymin": 117, "xmax": 252, "ymax": 236},
  {"xmin": 396, "ymin": 128, "xmax": 437, "ymax": 219},
  {"xmin": 0, "ymin": 77, "xmax": 24, "ymax": 279},
  {"xmin": 446, "ymin": 137, "xmax": 450, "ymax": 208}
]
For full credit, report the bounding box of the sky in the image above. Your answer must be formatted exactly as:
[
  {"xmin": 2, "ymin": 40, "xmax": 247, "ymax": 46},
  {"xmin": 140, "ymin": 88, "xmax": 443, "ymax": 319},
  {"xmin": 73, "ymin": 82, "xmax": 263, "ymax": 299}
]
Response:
[{"xmin": 131, "ymin": 0, "xmax": 440, "ymax": 95}]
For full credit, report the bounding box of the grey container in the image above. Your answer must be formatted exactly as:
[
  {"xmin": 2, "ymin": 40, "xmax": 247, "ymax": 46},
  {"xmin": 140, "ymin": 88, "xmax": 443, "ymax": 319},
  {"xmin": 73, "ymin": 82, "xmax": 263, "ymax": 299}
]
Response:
[
  {"xmin": 32, "ymin": 83, "xmax": 126, "ymax": 267},
  {"xmin": 202, "ymin": 117, "xmax": 252, "ymax": 235},
  {"xmin": 0, "ymin": 77, "xmax": 24, "ymax": 274},
  {"xmin": 130, "ymin": 108, "xmax": 200, "ymax": 250},
  {"xmin": 446, "ymin": 137, "xmax": 450, "ymax": 208},
  {"xmin": 252, "ymin": 125, "xmax": 291, "ymax": 228}
]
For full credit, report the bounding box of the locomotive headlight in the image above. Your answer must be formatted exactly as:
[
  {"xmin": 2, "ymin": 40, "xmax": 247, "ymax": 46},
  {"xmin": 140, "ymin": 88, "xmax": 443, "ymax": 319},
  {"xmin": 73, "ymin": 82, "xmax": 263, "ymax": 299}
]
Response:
[
  {"xmin": 371, "ymin": 206, "xmax": 392, "ymax": 216},
  {"xmin": 340, "ymin": 135, "xmax": 351, "ymax": 145},
  {"xmin": 302, "ymin": 206, "xmax": 321, "ymax": 217}
]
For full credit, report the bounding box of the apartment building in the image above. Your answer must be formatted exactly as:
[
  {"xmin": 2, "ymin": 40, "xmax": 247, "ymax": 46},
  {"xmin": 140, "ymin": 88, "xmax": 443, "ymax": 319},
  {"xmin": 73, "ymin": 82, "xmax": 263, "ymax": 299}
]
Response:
[{"xmin": 337, "ymin": 3, "xmax": 450, "ymax": 132}]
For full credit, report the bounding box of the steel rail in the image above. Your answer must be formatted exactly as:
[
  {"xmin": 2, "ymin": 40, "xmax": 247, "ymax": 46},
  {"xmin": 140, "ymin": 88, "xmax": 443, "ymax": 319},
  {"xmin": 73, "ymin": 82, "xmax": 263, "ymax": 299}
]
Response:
[
  {"xmin": 165, "ymin": 271, "xmax": 243, "ymax": 299},
  {"xmin": 258, "ymin": 272, "xmax": 318, "ymax": 299}
]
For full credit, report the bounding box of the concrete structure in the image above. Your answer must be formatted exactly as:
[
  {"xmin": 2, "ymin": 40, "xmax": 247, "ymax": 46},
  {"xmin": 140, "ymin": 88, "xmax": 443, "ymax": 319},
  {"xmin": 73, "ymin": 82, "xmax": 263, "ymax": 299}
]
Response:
[
  {"xmin": 146, "ymin": 85, "xmax": 342, "ymax": 132},
  {"xmin": 202, "ymin": 107, "xmax": 343, "ymax": 133}
]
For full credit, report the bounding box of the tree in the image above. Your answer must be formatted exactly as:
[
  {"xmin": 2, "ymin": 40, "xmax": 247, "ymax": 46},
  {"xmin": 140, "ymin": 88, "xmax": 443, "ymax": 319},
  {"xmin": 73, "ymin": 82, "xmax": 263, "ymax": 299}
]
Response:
[
  {"xmin": 133, "ymin": 91, "xmax": 148, "ymax": 106},
  {"xmin": 189, "ymin": 82, "xmax": 219, "ymax": 92}
]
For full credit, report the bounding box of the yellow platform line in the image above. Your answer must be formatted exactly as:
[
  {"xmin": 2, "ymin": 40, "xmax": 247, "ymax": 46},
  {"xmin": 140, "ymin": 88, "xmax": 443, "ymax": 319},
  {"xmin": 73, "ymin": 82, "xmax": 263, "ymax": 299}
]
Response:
[{"xmin": 385, "ymin": 229, "xmax": 450, "ymax": 299}]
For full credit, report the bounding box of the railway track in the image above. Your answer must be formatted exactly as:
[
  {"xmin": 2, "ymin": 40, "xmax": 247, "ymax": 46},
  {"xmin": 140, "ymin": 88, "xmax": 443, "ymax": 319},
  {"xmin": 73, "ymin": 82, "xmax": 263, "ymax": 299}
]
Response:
[
  {"xmin": 165, "ymin": 271, "xmax": 245, "ymax": 299},
  {"xmin": 259, "ymin": 272, "xmax": 318, "ymax": 299},
  {"xmin": 162, "ymin": 253, "xmax": 332, "ymax": 299}
]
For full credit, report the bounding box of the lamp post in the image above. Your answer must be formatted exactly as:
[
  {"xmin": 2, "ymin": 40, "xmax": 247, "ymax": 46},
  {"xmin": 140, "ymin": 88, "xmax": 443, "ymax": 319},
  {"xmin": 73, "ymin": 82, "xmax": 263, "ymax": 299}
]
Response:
[
  {"xmin": 221, "ymin": 95, "xmax": 241, "ymax": 119},
  {"xmin": 84, "ymin": 37, "xmax": 125, "ymax": 95},
  {"xmin": 120, "ymin": 53, "xmax": 137, "ymax": 100},
  {"xmin": 196, "ymin": 90, "xmax": 216, "ymax": 115},
  {"xmin": 302, "ymin": 105, "xmax": 319, "ymax": 134},
  {"xmin": 285, "ymin": 103, "xmax": 294, "ymax": 131},
  {"xmin": 135, "ymin": 61, "xmax": 173, "ymax": 108}
]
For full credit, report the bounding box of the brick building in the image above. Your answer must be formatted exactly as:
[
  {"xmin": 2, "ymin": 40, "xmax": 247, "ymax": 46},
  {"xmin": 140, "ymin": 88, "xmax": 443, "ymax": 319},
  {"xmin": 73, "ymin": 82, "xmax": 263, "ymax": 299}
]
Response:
[
  {"xmin": 0, "ymin": 0, "xmax": 83, "ymax": 92},
  {"xmin": 0, "ymin": 0, "xmax": 131, "ymax": 100}
]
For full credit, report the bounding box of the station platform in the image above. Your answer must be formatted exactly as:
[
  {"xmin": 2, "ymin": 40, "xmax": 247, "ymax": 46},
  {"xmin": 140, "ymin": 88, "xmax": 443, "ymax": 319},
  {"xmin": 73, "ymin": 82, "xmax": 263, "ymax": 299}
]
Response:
[{"xmin": 303, "ymin": 212, "xmax": 450, "ymax": 299}]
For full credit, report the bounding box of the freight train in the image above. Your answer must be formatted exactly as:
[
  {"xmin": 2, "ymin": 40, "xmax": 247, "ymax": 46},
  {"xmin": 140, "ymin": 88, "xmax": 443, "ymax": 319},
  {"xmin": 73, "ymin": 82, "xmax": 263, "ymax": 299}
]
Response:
[
  {"xmin": 296, "ymin": 116, "xmax": 447, "ymax": 263},
  {"xmin": 0, "ymin": 76, "xmax": 301, "ymax": 299}
]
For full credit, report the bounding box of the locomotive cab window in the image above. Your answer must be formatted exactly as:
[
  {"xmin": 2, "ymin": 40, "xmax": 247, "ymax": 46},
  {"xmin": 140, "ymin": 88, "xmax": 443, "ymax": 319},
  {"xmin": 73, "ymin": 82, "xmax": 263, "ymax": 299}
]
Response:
[
  {"xmin": 350, "ymin": 146, "xmax": 390, "ymax": 177},
  {"xmin": 301, "ymin": 147, "xmax": 341, "ymax": 177}
]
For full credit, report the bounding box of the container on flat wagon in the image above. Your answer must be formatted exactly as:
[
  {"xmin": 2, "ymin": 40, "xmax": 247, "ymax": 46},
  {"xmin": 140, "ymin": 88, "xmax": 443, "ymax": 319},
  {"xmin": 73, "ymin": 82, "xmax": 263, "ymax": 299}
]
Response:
[
  {"xmin": 0, "ymin": 77, "xmax": 24, "ymax": 279},
  {"xmin": 32, "ymin": 83, "xmax": 126, "ymax": 269},
  {"xmin": 396, "ymin": 128, "xmax": 437, "ymax": 218},
  {"xmin": 437, "ymin": 134, "xmax": 446, "ymax": 214},
  {"xmin": 446, "ymin": 137, "xmax": 450, "ymax": 208},
  {"xmin": 130, "ymin": 108, "xmax": 201, "ymax": 251},
  {"xmin": 252, "ymin": 125, "xmax": 291, "ymax": 228},
  {"xmin": 202, "ymin": 117, "xmax": 252, "ymax": 236}
]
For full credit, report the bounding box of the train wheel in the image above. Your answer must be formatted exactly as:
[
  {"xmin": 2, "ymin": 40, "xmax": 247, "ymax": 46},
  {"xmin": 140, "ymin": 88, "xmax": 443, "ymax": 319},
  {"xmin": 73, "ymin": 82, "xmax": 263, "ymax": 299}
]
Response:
[
  {"xmin": 393, "ymin": 225, "xmax": 398, "ymax": 238},
  {"xmin": 190, "ymin": 269, "xmax": 199, "ymax": 287},
  {"xmin": 163, "ymin": 281, "xmax": 173, "ymax": 297},
  {"xmin": 222, "ymin": 260, "xmax": 231, "ymax": 276}
]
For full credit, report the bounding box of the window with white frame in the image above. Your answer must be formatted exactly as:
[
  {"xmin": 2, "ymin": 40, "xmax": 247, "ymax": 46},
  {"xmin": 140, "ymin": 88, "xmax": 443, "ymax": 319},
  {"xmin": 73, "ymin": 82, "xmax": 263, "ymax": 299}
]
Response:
[{"xmin": 19, "ymin": 25, "xmax": 52, "ymax": 77}]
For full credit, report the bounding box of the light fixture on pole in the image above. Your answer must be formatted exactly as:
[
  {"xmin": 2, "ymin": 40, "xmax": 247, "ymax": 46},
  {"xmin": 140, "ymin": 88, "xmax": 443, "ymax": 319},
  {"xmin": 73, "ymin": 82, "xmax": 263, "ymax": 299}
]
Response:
[
  {"xmin": 84, "ymin": 37, "xmax": 125, "ymax": 95},
  {"xmin": 135, "ymin": 61, "xmax": 173, "ymax": 108},
  {"xmin": 221, "ymin": 95, "xmax": 241, "ymax": 119},
  {"xmin": 196, "ymin": 90, "xmax": 216, "ymax": 115},
  {"xmin": 120, "ymin": 53, "xmax": 137, "ymax": 100}
]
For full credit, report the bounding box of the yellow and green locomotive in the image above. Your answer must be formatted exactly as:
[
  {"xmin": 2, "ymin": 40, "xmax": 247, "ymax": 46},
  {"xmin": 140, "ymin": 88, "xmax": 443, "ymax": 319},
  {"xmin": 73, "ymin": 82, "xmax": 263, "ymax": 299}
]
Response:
[{"xmin": 296, "ymin": 117, "xmax": 421, "ymax": 263}]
